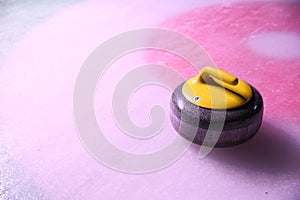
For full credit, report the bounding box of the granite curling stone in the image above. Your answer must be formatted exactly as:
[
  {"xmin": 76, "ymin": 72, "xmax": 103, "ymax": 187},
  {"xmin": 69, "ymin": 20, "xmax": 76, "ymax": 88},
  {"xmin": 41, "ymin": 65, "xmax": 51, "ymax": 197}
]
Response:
[{"xmin": 170, "ymin": 66, "xmax": 263, "ymax": 147}]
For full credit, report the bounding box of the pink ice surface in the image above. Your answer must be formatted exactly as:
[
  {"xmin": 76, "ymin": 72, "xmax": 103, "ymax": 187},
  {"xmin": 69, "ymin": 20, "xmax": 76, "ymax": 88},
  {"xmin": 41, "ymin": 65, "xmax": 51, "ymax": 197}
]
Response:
[
  {"xmin": 0, "ymin": 1, "xmax": 300, "ymax": 200},
  {"xmin": 148, "ymin": 1, "xmax": 300, "ymax": 124}
]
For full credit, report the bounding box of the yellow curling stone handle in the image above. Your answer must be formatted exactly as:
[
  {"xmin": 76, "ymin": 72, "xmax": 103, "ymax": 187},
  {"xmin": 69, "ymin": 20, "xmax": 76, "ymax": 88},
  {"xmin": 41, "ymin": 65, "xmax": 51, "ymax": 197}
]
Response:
[{"xmin": 182, "ymin": 66, "xmax": 253, "ymax": 109}]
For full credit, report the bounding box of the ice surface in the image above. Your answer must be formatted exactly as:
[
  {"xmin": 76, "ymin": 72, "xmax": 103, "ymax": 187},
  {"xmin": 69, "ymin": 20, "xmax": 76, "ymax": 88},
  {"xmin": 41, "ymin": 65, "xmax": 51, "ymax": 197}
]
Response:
[{"xmin": 0, "ymin": 0, "xmax": 299, "ymax": 200}]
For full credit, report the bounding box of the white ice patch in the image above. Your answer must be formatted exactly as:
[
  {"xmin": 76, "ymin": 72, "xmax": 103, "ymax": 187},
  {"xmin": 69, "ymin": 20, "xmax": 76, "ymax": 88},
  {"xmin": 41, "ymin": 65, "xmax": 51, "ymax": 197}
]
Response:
[{"xmin": 246, "ymin": 32, "xmax": 300, "ymax": 59}]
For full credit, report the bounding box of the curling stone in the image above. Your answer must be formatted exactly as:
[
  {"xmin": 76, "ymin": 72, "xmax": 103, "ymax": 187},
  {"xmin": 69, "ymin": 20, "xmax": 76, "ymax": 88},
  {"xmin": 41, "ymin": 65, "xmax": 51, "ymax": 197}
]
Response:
[{"xmin": 170, "ymin": 66, "xmax": 263, "ymax": 147}]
